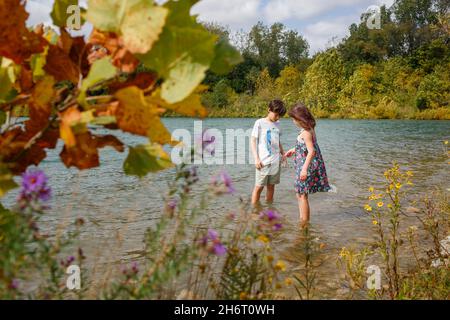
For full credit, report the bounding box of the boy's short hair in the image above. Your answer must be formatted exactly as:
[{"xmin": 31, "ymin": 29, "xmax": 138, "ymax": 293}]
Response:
[{"xmin": 268, "ymin": 99, "xmax": 286, "ymax": 117}]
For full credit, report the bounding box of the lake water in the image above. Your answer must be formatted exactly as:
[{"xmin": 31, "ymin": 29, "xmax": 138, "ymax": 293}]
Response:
[{"xmin": 2, "ymin": 118, "xmax": 449, "ymax": 298}]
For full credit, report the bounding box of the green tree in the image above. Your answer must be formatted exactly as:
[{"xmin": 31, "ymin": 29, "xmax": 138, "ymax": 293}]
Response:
[
  {"xmin": 301, "ymin": 49, "xmax": 346, "ymax": 114},
  {"xmin": 416, "ymin": 63, "xmax": 450, "ymax": 110},
  {"xmin": 248, "ymin": 22, "xmax": 308, "ymax": 77},
  {"xmin": 275, "ymin": 65, "xmax": 303, "ymax": 105}
]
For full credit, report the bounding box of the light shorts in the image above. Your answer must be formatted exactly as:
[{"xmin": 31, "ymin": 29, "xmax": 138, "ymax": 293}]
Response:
[{"xmin": 255, "ymin": 162, "xmax": 281, "ymax": 186}]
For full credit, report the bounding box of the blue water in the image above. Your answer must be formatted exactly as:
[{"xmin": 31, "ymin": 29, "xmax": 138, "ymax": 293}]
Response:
[{"xmin": 2, "ymin": 118, "xmax": 449, "ymax": 297}]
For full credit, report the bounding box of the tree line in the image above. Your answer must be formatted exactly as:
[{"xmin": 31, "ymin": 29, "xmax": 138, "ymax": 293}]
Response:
[{"xmin": 201, "ymin": 0, "xmax": 450, "ymax": 119}]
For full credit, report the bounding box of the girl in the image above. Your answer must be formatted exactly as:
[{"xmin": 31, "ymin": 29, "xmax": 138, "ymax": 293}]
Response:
[{"xmin": 284, "ymin": 103, "xmax": 331, "ymax": 227}]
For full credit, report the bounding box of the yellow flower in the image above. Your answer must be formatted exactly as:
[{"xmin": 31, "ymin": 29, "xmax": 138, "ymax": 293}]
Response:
[
  {"xmin": 445, "ymin": 140, "xmax": 449, "ymax": 145},
  {"xmin": 368, "ymin": 186, "xmax": 374, "ymax": 193},
  {"xmin": 406, "ymin": 171, "xmax": 413, "ymax": 177},
  {"xmin": 395, "ymin": 183, "xmax": 402, "ymax": 189},
  {"xmin": 275, "ymin": 260, "xmax": 286, "ymax": 272},
  {"xmin": 377, "ymin": 202, "xmax": 384, "ymax": 208},
  {"xmin": 284, "ymin": 277, "xmax": 293, "ymax": 286},
  {"xmin": 387, "ymin": 204, "xmax": 393, "ymax": 209},
  {"xmin": 372, "ymin": 220, "xmax": 378, "ymax": 225},
  {"xmin": 364, "ymin": 204, "xmax": 373, "ymax": 212},
  {"xmin": 389, "ymin": 184, "xmax": 394, "ymax": 190},
  {"xmin": 257, "ymin": 235, "xmax": 270, "ymax": 243}
]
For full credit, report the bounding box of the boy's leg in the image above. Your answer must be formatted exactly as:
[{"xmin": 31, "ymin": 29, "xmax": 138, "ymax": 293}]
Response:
[
  {"xmin": 266, "ymin": 162, "xmax": 281, "ymax": 203},
  {"xmin": 252, "ymin": 185, "xmax": 264, "ymax": 205},
  {"xmin": 266, "ymin": 184, "xmax": 275, "ymax": 203}
]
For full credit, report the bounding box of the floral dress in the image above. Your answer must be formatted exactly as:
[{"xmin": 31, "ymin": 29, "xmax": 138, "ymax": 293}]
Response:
[{"xmin": 294, "ymin": 129, "xmax": 331, "ymax": 194}]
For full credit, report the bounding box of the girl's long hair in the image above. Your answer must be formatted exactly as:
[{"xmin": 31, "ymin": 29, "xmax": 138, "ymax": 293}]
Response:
[{"xmin": 288, "ymin": 103, "xmax": 316, "ymax": 130}]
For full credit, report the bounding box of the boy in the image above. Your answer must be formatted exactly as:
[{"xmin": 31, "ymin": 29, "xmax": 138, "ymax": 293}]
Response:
[{"xmin": 251, "ymin": 99, "xmax": 286, "ymax": 205}]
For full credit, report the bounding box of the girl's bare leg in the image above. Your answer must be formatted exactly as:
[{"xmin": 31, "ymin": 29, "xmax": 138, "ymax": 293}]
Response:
[{"xmin": 297, "ymin": 193, "xmax": 310, "ymax": 227}]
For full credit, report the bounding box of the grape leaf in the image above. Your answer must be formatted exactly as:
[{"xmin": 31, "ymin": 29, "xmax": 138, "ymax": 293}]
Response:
[
  {"xmin": 138, "ymin": 0, "xmax": 217, "ymax": 103},
  {"xmin": 210, "ymin": 38, "xmax": 243, "ymax": 75},
  {"xmin": 146, "ymin": 86, "xmax": 208, "ymax": 118},
  {"xmin": 0, "ymin": 163, "xmax": 18, "ymax": 197},
  {"xmin": 51, "ymin": 0, "xmax": 85, "ymax": 28},
  {"xmin": 0, "ymin": 0, "xmax": 47, "ymax": 64},
  {"xmin": 60, "ymin": 131, "xmax": 124, "ymax": 170},
  {"xmin": 123, "ymin": 143, "xmax": 173, "ymax": 177},
  {"xmin": 0, "ymin": 58, "xmax": 17, "ymax": 103},
  {"xmin": 44, "ymin": 44, "xmax": 80, "ymax": 84},
  {"xmin": 87, "ymin": 0, "xmax": 168, "ymax": 54},
  {"xmin": 78, "ymin": 57, "xmax": 117, "ymax": 105},
  {"xmin": 114, "ymin": 86, "xmax": 173, "ymax": 144}
]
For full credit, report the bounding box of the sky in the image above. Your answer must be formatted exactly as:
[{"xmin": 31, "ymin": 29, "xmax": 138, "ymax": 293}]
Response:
[{"xmin": 25, "ymin": 0, "xmax": 395, "ymax": 54}]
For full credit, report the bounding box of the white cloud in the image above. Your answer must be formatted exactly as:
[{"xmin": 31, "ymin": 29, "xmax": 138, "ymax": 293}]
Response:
[
  {"xmin": 24, "ymin": 0, "xmax": 398, "ymax": 54},
  {"xmin": 25, "ymin": 0, "xmax": 52, "ymax": 27},
  {"xmin": 303, "ymin": 16, "xmax": 356, "ymax": 53},
  {"xmin": 192, "ymin": 0, "xmax": 262, "ymax": 30}
]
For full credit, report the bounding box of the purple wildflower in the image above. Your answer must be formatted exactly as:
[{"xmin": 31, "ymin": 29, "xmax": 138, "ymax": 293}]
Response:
[
  {"xmin": 131, "ymin": 262, "xmax": 139, "ymax": 274},
  {"xmin": 200, "ymin": 229, "xmax": 228, "ymax": 256},
  {"xmin": 213, "ymin": 243, "xmax": 227, "ymax": 256},
  {"xmin": 272, "ymin": 223, "xmax": 283, "ymax": 231},
  {"xmin": 207, "ymin": 229, "xmax": 219, "ymax": 240},
  {"xmin": 260, "ymin": 210, "xmax": 280, "ymax": 222},
  {"xmin": 18, "ymin": 170, "xmax": 51, "ymax": 204},
  {"xmin": 167, "ymin": 199, "xmax": 177, "ymax": 211},
  {"xmin": 212, "ymin": 171, "xmax": 235, "ymax": 194},
  {"xmin": 9, "ymin": 279, "xmax": 19, "ymax": 290}
]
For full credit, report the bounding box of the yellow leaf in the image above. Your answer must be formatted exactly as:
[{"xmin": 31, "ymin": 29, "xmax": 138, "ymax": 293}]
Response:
[
  {"xmin": 147, "ymin": 86, "xmax": 208, "ymax": 118},
  {"xmin": 114, "ymin": 86, "xmax": 174, "ymax": 145}
]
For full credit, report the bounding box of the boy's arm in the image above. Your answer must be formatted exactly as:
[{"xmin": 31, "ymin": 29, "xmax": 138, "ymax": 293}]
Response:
[{"xmin": 251, "ymin": 137, "xmax": 263, "ymax": 169}]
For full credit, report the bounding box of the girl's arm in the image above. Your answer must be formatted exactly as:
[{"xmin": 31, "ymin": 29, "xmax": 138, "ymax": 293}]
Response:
[
  {"xmin": 300, "ymin": 131, "xmax": 316, "ymax": 181},
  {"xmin": 285, "ymin": 147, "xmax": 295, "ymax": 158}
]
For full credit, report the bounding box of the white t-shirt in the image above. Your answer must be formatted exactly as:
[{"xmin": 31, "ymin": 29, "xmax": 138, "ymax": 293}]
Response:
[{"xmin": 251, "ymin": 118, "xmax": 281, "ymax": 166}]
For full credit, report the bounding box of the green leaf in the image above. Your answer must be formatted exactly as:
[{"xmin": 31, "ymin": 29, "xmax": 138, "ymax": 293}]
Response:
[
  {"xmin": 86, "ymin": 0, "xmax": 123, "ymax": 32},
  {"xmin": 30, "ymin": 48, "xmax": 48, "ymax": 81},
  {"xmin": 138, "ymin": 0, "xmax": 216, "ymax": 103},
  {"xmin": 87, "ymin": 0, "xmax": 168, "ymax": 54},
  {"xmin": 0, "ymin": 164, "xmax": 18, "ymax": 198},
  {"xmin": 0, "ymin": 110, "xmax": 6, "ymax": 126},
  {"xmin": 123, "ymin": 143, "xmax": 173, "ymax": 177},
  {"xmin": 78, "ymin": 57, "xmax": 117, "ymax": 105},
  {"xmin": 210, "ymin": 38, "xmax": 243, "ymax": 75},
  {"xmin": 51, "ymin": 0, "xmax": 85, "ymax": 28},
  {"xmin": 0, "ymin": 58, "xmax": 17, "ymax": 103}
]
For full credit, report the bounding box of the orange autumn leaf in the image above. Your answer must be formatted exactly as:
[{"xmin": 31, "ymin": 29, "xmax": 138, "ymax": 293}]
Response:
[
  {"xmin": 0, "ymin": 0, "xmax": 47, "ymax": 64},
  {"xmin": 58, "ymin": 28, "xmax": 91, "ymax": 77},
  {"xmin": 60, "ymin": 131, "xmax": 124, "ymax": 170},
  {"xmin": 0, "ymin": 127, "xmax": 47, "ymax": 174},
  {"xmin": 17, "ymin": 63, "xmax": 34, "ymax": 93},
  {"xmin": 88, "ymin": 29, "xmax": 139, "ymax": 73},
  {"xmin": 147, "ymin": 86, "xmax": 208, "ymax": 118},
  {"xmin": 114, "ymin": 86, "xmax": 171, "ymax": 145},
  {"xmin": 108, "ymin": 72, "xmax": 156, "ymax": 93},
  {"xmin": 25, "ymin": 75, "xmax": 56, "ymax": 135},
  {"xmin": 44, "ymin": 44, "xmax": 80, "ymax": 84},
  {"xmin": 59, "ymin": 106, "xmax": 82, "ymax": 148}
]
